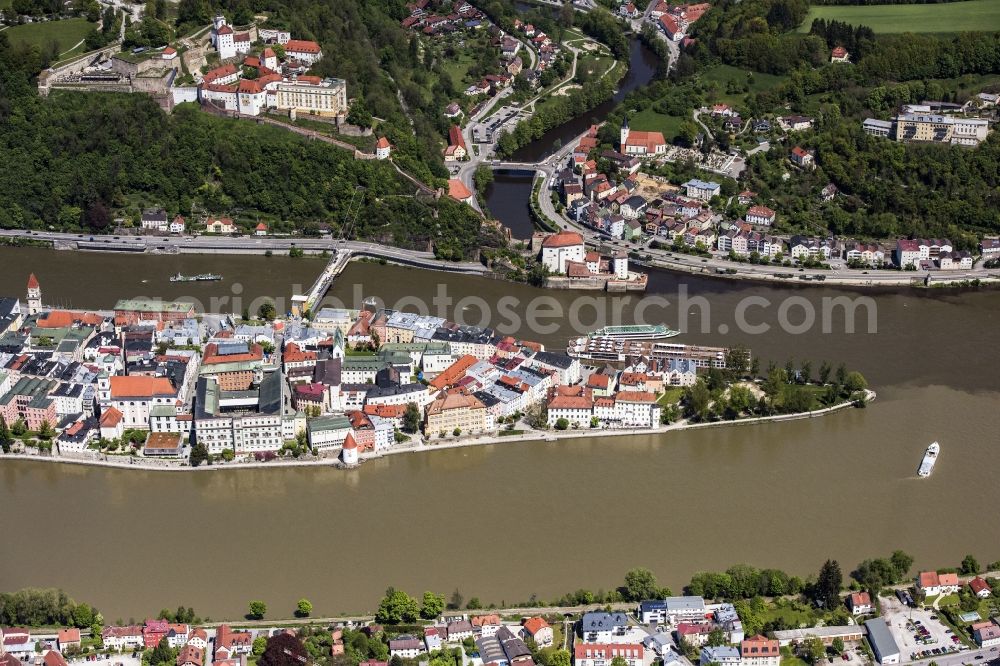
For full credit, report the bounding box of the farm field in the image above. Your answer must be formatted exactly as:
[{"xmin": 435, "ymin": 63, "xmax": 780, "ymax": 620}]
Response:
[
  {"xmin": 796, "ymin": 0, "xmax": 1000, "ymax": 34},
  {"xmin": 3, "ymin": 18, "xmax": 96, "ymax": 54}
]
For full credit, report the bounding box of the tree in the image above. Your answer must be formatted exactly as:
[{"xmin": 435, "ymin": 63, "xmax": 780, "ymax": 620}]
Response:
[
  {"xmin": 452, "ymin": 427, "xmax": 461, "ymax": 437},
  {"xmin": 189, "ymin": 443, "xmax": 208, "ymax": 467},
  {"xmin": 466, "ymin": 597, "xmax": 482, "ymax": 610},
  {"xmin": 375, "ymin": 588, "xmax": 419, "ymax": 624},
  {"xmin": 252, "ymin": 637, "xmax": 267, "ymax": 656},
  {"xmin": 347, "ymin": 99, "xmax": 373, "ymax": 129},
  {"xmin": 610, "ymin": 657, "xmax": 628, "ymax": 666},
  {"xmin": 420, "ymin": 591, "xmax": 445, "ymax": 620},
  {"xmin": 0, "ymin": 415, "xmax": 11, "ymax": 453},
  {"xmin": 548, "ymin": 650, "xmax": 571, "ymax": 666},
  {"xmin": 818, "ymin": 361, "xmax": 832, "ymax": 385},
  {"xmin": 34, "ymin": 421, "xmax": 52, "ymax": 441},
  {"xmin": 804, "ymin": 637, "xmax": 826, "ymax": 664},
  {"xmin": 447, "ymin": 589, "xmax": 464, "ymax": 611},
  {"xmin": 707, "ymin": 627, "xmax": 726, "ymax": 647},
  {"xmin": 295, "ymin": 598, "xmax": 313, "ymax": 617},
  {"xmin": 814, "ymin": 560, "xmax": 843, "ymax": 610},
  {"xmin": 258, "ymin": 633, "xmax": 307, "ymax": 666},
  {"xmin": 725, "ymin": 345, "xmax": 750, "ymax": 379},
  {"xmin": 832, "ymin": 638, "xmax": 845, "ymax": 655},
  {"xmin": 402, "ymin": 402, "xmax": 421, "ymax": 434},
  {"xmin": 844, "ymin": 371, "xmax": 867, "ymax": 394},
  {"xmin": 72, "ymin": 603, "xmax": 94, "ymax": 629},
  {"xmin": 149, "ymin": 637, "xmax": 175, "ymax": 666},
  {"xmin": 258, "ymin": 301, "xmax": 277, "ymax": 321},
  {"xmin": 622, "ymin": 568, "xmax": 659, "ymax": 602},
  {"xmin": 960, "ymin": 554, "xmax": 980, "ymax": 575},
  {"xmin": 890, "ymin": 551, "xmax": 914, "ymax": 580},
  {"xmin": 247, "ymin": 600, "xmax": 267, "ymax": 620},
  {"xmin": 554, "ymin": 417, "xmax": 569, "ymax": 430}
]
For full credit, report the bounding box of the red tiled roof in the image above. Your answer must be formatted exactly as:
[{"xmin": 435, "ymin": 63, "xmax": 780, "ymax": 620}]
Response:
[
  {"xmin": 448, "ymin": 179, "xmax": 473, "ymax": 201},
  {"xmin": 342, "ymin": 432, "xmax": 358, "ymax": 450},
  {"xmin": 542, "ymin": 230, "xmax": 584, "ymax": 249},
  {"xmin": 285, "ymin": 39, "xmax": 321, "ymax": 54},
  {"xmin": 448, "ymin": 125, "xmax": 466, "ymax": 149},
  {"xmin": 27, "ymin": 273, "xmax": 39, "ymax": 289},
  {"xmin": 109, "ymin": 376, "xmax": 176, "ymax": 400},
  {"xmin": 522, "ymin": 617, "xmax": 549, "ymax": 636}
]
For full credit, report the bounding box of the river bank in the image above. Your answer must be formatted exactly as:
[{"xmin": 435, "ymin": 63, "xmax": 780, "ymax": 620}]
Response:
[{"xmin": 0, "ymin": 392, "xmax": 872, "ymax": 473}]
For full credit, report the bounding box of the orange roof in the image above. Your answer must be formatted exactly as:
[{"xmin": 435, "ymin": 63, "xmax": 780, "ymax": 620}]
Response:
[
  {"xmin": 255, "ymin": 222, "xmax": 267, "ymax": 231},
  {"xmin": 57, "ymin": 629, "xmax": 81, "ymax": 644},
  {"xmin": 522, "ymin": 617, "xmax": 550, "ymax": 636},
  {"xmin": 918, "ymin": 571, "xmax": 939, "ymax": 587},
  {"xmin": 262, "ymin": 47, "xmax": 275, "ymax": 58},
  {"xmin": 615, "ymin": 390, "xmax": 656, "ymax": 403},
  {"xmin": 448, "ymin": 125, "xmax": 466, "ymax": 149},
  {"xmin": 27, "ymin": 273, "xmax": 39, "ymax": 289},
  {"xmin": 939, "ymin": 572, "xmax": 959, "ymax": 586},
  {"xmin": 542, "ymin": 230, "xmax": 584, "ymax": 249},
  {"xmin": 342, "ymin": 432, "xmax": 358, "ymax": 450},
  {"xmin": 429, "ymin": 355, "xmax": 478, "ymax": 390},
  {"xmin": 36, "ymin": 310, "xmax": 104, "ymax": 329},
  {"xmin": 448, "ymin": 179, "xmax": 473, "ymax": 201},
  {"xmin": 285, "ymin": 39, "xmax": 321, "ymax": 54},
  {"xmin": 237, "ymin": 79, "xmax": 263, "ymax": 94},
  {"xmin": 548, "ymin": 394, "xmax": 592, "ymax": 410},
  {"xmin": 376, "ymin": 137, "xmax": 391, "ymax": 149},
  {"xmin": 426, "ymin": 392, "xmax": 485, "ymax": 415},
  {"xmin": 109, "ymin": 376, "xmax": 176, "ymax": 400},
  {"xmin": 99, "ymin": 407, "xmax": 123, "ymax": 427},
  {"xmin": 202, "ymin": 343, "xmax": 263, "ymax": 366}
]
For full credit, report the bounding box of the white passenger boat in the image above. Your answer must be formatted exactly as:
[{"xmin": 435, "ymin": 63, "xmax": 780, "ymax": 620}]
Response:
[{"xmin": 918, "ymin": 441, "xmax": 939, "ymax": 477}]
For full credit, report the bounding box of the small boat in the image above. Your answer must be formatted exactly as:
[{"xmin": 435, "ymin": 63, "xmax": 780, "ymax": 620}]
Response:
[
  {"xmin": 170, "ymin": 272, "xmax": 223, "ymax": 282},
  {"xmin": 918, "ymin": 441, "xmax": 939, "ymax": 477}
]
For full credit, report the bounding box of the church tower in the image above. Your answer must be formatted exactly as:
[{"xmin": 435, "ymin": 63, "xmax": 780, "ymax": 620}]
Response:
[
  {"xmin": 26, "ymin": 273, "xmax": 41, "ymax": 316},
  {"xmin": 620, "ymin": 115, "xmax": 630, "ymax": 153}
]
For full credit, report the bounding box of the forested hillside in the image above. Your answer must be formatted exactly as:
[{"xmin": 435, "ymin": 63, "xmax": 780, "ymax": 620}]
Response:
[{"xmin": 0, "ymin": 32, "xmax": 494, "ymax": 260}]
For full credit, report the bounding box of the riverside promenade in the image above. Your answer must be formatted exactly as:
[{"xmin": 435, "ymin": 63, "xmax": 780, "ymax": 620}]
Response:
[{"xmin": 0, "ymin": 391, "xmax": 873, "ymax": 474}]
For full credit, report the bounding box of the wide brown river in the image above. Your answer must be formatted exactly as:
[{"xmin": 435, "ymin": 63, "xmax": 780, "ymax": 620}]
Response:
[{"xmin": 1, "ymin": 250, "xmax": 998, "ymax": 620}]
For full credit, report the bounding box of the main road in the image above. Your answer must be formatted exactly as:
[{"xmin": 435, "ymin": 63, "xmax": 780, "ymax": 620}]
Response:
[{"xmin": 0, "ymin": 230, "xmax": 491, "ymax": 274}]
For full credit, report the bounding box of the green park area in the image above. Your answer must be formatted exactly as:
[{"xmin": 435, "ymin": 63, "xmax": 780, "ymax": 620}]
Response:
[
  {"xmin": 701, "ymin": 64, "xmax": 786, "ymax": 107},
  {"xmin": 3, "ymin": 18, "xmax": 96, "ymax": 56},
  {"xmin": 629, "ymin": 107, "xmax": 686, "ymax": 141},
  {"xmin": 797, "ymin": 0, "xmax": 1000, "ymax": 34}
]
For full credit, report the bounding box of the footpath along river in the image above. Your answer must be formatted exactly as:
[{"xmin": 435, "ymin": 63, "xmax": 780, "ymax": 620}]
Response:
[{"xmin": 1, "ymin": 253, "xmax": 999, "ymax": 620}]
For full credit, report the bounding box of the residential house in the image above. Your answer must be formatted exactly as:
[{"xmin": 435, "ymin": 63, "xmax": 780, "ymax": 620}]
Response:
[
  {"xmin": 745, "ymin": 205, "xmax": 775, "ymax": 226},
  {"xmin": 741, "ymin": 635, "xmax": 780, "ymax": 666},
  {"xmin": 846, "ymin": 592, "xmax": 873, "ymax": 616},
  {"xmin": 790, "ymin": 146, "xmax": 814, "ymax": 168},
  {"xmin": 575, "ymin": 645, "xmax": 643, "ymax": 666}
]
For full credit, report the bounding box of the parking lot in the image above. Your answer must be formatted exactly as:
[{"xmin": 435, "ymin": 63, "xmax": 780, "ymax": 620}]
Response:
[{"xmin": 882, "ymin": 597, "xmax": 969, "ymax": 661}]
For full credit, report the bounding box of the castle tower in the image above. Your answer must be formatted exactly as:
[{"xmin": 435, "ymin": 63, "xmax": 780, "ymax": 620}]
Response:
[
  {"xmin": 620, "ymin": 115, "xmax": 630, "ymax": 153},
  {"xmin": 26, "ymin": 273, "xmax": 41, "ymax": 315},
  {"xmin": 613, "ymin": 251, "xmax": 629, "ymax": 280}
]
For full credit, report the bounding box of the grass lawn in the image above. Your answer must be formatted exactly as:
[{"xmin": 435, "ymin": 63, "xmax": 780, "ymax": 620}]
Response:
[
  {"xmin": 4, "ymin": 18, "xmax": 96, "ymax": 54},
  {"xmin": 439, "ymin": 50, "xmax": 477, "ymax": 87},
  {"xmin": 577, "ymin": 53, "xmax": 615, "ymax": 81},
  {"xmin": 796, "ymin": 0, "xmax": 1000, "ymax": 34},
  {"xmin": 937, "ymin": 593, "xmax": 960, "ymax": 607},
  {"xmin": 764, "ymin": 602, "xmax": 818, "ymax": 628},
  {"xmin": 701, "ymin": 64, "xmax": 786, "ymax": 107},
  {"xmin": 658, "ymin": 387, "xmax": 685, "ymax": 405},
  {"xmin": 630, "ymin": 107, "xmax": 686, "ymax": 141}
]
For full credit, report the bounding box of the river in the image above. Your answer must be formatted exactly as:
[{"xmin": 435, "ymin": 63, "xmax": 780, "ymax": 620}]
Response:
[
  {"xmin": 2, "ymin": 255, "xmax": 999, "ymax": 619},
  {"xmin": 0, "ymin": 247, "xmax": 325, "ymax": 315},
  {"xmin": 510, "ymin": 38, "xmax": 659, "ymax": 164},
  {"xmin": 487, "ymin": 37, "xmax": 659, "ymax": 239}
]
